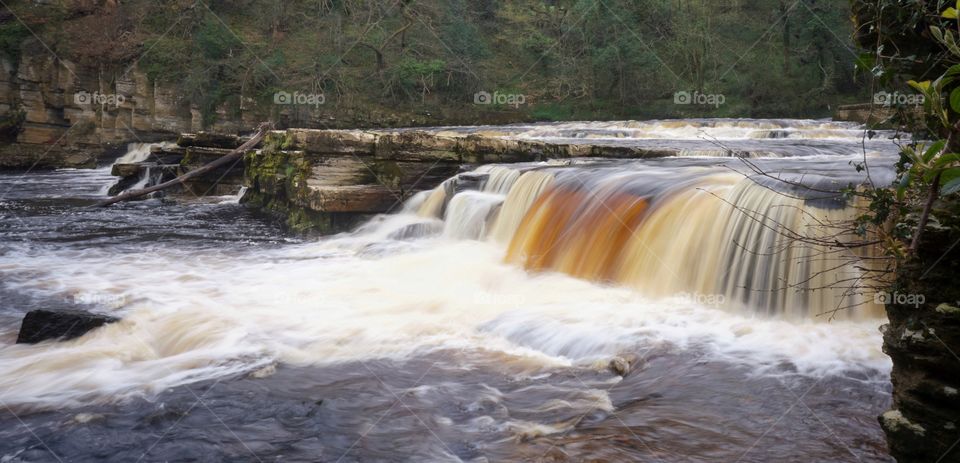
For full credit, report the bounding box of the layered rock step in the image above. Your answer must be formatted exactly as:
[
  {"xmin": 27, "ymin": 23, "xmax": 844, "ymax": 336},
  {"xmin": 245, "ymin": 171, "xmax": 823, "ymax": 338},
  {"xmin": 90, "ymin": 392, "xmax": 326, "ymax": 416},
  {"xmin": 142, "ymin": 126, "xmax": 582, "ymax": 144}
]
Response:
[
  {"xmin": 107, "ymin": 127, "xmax": 678, "ymax": 233},
  {"xmin": 242, "ymin": 128, "xmax": 678, "ymax": 234}
]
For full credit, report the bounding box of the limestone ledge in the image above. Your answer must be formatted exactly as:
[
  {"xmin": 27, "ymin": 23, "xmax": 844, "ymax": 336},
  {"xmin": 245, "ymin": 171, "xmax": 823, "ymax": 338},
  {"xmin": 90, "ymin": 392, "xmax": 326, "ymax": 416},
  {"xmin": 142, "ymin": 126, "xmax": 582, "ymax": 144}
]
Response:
[
  {"xmin": 241, "ymin": 128, "xmax": 675, "ymax": 234},
  {"xmin": 107, "ymin": 127, "xmax": 676, "ymax": 233}
]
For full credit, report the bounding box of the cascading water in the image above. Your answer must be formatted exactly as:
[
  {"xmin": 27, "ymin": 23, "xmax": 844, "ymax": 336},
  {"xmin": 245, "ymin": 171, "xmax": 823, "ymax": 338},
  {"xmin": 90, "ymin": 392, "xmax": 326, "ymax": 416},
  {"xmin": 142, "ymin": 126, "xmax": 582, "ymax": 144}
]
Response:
[
  {"xmin": 114, "ymin": 142, "xmax": 168, "ymax": 164},
  {"xmin": 409, "ymin": 151, "xmax": 885, "ymax": 320},
  {"xmin": 500, "ymin": 170, "xmax": 882, "ymax": 320},
  {"xmin": 0, "ymin": 119, "xmax": 899, "ymax": 462},
  {"xmin": 488, "ymin": 170, "xmax": 556, "ymax": 244},
  {"xmin": 441, "ymin": 191, "xmax": 504, "ymax": 240},
  {"xmin": 477, "ymin": 165, "xmax": 521, "ymax": 194},
  {"xmin": 102, "ymin": 141, "xmax": 174, "ymax": 195}
]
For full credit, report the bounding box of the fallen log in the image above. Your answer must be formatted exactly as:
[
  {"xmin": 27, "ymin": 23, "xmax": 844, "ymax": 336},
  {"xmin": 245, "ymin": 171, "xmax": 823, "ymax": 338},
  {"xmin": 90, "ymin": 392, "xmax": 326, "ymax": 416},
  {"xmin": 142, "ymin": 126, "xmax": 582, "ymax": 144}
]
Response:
[{"xmin": 96, "ymin": 123, "xmax": 271, "ymax": 207}]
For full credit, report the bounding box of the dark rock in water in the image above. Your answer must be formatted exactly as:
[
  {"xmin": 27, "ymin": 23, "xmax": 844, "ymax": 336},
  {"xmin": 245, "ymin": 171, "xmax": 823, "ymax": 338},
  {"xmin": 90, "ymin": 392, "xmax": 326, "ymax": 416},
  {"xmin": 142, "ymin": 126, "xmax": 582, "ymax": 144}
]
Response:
[
  {"xmin": 454, "ymin": 173, "xmax": 488, "ymax": 193},
  {"xmin": 16, "ymin": 310, "xmax": 119, "ymax": 344},
  {"xmin": 608, "ymin": 353, "xmax": 642, "ymax": 376},
  {"xmin": 110, "ymin": 163, "xmax": 145, "ymax": 178}
]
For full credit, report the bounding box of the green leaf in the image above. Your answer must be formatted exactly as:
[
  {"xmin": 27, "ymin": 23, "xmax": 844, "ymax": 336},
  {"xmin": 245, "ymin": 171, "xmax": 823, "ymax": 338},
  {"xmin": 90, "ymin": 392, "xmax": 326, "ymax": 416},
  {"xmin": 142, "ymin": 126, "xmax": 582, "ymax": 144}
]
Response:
[
  {"xmin": 941, "ymin": 176, "xmax": 960, "ymax": 196},
  {"xmin": 908, "ymin": 80, "xmax": 931, "ymax": 93},
  {"xmin": 938, "ymin": 167, "xmax": 960, "ymax": 196},
  {"xmin": 943, "ymin": 7, "xmax": 958, "ymax": 19},
  {"xmin": 923, "ymin": 140, "xmax": 946, "ymax": 162},
  {"xmin": 903, "ymin": 145, "xmax": 923, "ymax": 165},
  {"xmin": 854, "ymin": 53, "xmax": 875, "ymax": 73},
  {"xmin": 933, "ymin": 152, "xmax": 960, "ymax": 168},
  {"xmin": 940, "ymin": 166, "xmax": 960, "ymax": 185},
  {"xmin": 932, "ymin": 26, "xmax": 946, "ymax": 44},
  {"xmin": 897, "ymin": 172, "xmax": 911, "ymax": 200},
  {"xmin": 951, "ymin": 88, "xmax": 960, "ymax": 113}
]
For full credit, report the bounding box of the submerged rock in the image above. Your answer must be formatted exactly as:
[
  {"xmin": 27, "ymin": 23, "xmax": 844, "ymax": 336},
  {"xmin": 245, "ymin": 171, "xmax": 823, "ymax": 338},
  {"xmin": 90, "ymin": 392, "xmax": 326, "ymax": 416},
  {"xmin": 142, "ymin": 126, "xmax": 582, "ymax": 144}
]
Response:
[
  {"xmin": 16, "ymin": 310, "xmax": 119, "ymax": 344},
  {"xmin": 608, "ymin": 354, "xmax": 641, "ymax": 377}
]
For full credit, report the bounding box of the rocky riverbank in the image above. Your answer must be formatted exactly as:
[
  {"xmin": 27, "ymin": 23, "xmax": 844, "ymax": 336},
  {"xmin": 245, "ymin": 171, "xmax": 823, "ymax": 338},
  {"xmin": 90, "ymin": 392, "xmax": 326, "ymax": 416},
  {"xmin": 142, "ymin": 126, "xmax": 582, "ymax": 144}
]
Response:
[{"xmin": 879, "ymin": 199, "xmax": 960, "ymax": 463}]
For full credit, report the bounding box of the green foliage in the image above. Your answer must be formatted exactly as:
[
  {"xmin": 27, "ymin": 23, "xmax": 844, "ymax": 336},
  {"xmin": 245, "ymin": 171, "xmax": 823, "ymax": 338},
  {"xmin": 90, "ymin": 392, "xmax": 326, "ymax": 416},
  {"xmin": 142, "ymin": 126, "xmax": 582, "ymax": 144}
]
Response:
[
  {"xmin": 18, "ymin": 0, "xmax": 872, "ymax": 122},
  {"xmin": 441, "ymin": 0, "xmax": 488, "ymax": 60},
  {"xmin": 851, "ymin": 0, "xmax": 960, "ymax": 259},
  {"xmin": 393, "ymin": 58, "xmax": 445, "ymax": 85},
  {"xmin": 195, "ymin": 16, "xmax": 242, "ymax": 60},
  {"xmin": 530, "ymin": 103, "xmax": 576, "ymax": 121},
  {"xmin": 0, "ymin": 21, "xmax": 29, "ymax": 62},
  {"xmin": 0, "ymin": 108, "xmax": 24, "ymax": 142},
  {"xmin": 139, "ymin": 37, "xmax": 192, "ymax": 81}
]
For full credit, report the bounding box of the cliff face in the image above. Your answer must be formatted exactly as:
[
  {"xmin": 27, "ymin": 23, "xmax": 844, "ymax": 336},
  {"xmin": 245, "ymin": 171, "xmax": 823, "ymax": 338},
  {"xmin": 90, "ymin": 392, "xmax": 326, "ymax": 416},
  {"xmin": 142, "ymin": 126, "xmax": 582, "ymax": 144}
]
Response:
[
  {"xmin": 879, "ymin": 200, "xmax": 960, "ymax": 463},
  {"xmin": 0, "ymin": 38, "xmax": 532, "ymax": 170},
  {"xmin": 0, "ymin": 39, "xmax": 222, "ymax": 169}
]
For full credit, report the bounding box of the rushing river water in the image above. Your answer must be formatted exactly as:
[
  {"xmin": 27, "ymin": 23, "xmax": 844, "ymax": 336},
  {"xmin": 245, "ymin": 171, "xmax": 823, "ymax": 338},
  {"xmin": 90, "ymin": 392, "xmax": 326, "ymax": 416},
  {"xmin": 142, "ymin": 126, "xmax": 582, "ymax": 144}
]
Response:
[{"xmin": 0, "ymin": 119, "xmax": 898, "ymax": 462}]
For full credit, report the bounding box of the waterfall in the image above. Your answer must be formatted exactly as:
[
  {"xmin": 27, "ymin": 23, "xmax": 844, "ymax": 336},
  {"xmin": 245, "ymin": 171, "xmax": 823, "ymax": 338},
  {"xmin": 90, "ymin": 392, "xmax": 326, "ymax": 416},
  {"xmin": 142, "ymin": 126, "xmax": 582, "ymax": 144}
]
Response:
[
  {"xmin": 442, "ymin": 191, "xmax": 504, "ymax": 240},
  {"xmin": 501, "ymin": 172, "xmax": 882, "ymax": 320},
  {"xmin": 417, "ymin": 179, "xmax": 453, "ymax": 218},
  {"xmin": 101, "ymin": 142, "xmax": 174, "ymax": 196},
  {"xmin": 487, "ymin": 171, "xmax": 555, "ymax": 244},
  {"xmin": 403, "ymin": 190, "xmax": 431, "ymax": 213},
  {"xmin": 478, "ymin": 165, "xmax": 522, "ymax": 194},
  {"xmin": 369, "ymin": 119, "xmax": 891, "ymax": 319},
  {"xmin": 393, "ymin": 116, "xmax": 890, "ymax": 320},
  {"xmin": 126, "ymin": 166, "xmax": 165, "ymax": 192},
  {"xmin": 114, "ymin": 142, "xmax": 173, "ymax": 165}
]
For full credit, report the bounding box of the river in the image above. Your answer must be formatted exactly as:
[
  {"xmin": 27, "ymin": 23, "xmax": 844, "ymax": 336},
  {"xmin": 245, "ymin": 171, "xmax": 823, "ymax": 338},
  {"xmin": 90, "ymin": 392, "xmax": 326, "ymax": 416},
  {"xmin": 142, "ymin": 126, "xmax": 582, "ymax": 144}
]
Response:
[{"xmin": 0, "ymin": 119, "xmax": 897, "ymax": 462}]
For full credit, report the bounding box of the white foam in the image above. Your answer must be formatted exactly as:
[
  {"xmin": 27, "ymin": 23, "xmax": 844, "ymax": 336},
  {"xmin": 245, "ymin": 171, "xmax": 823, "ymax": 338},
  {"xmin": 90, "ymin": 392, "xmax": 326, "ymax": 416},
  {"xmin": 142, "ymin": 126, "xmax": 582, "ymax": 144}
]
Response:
[{"xmin": 0, "ymin": 239, "xmax": 889, "ymax": 408}]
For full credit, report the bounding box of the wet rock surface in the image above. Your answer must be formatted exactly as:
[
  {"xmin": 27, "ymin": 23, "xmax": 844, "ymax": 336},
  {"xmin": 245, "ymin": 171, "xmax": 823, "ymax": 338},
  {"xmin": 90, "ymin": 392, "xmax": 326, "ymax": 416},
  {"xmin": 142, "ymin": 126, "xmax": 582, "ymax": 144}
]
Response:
[{"xmin": 879, "ymin": 204, "xmax": 960, "ymax": 463}]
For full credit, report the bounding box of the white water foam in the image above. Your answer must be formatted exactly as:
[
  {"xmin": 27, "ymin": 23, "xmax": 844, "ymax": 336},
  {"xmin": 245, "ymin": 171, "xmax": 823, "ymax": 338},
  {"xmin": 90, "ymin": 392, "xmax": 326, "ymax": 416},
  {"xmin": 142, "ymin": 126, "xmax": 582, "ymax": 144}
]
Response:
[
  {"xmin": 0, "ymin": 237, "xmax": 888, "ymax": 408},
  {"xmin": 114, "ymin": 142, "xmax": 174, "ymax": 164}
]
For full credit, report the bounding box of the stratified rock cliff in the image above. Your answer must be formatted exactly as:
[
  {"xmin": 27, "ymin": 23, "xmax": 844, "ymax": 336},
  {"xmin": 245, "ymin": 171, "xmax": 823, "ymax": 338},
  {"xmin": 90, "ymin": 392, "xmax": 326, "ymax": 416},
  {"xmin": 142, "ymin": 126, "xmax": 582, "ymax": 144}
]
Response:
[
  {"xmin": 879, "ymin": 200, "xmax": 960, "ymax": 463},
  {"xmin": 0, "ymin": 39, "xmax": 215, "ymax": 169}
]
